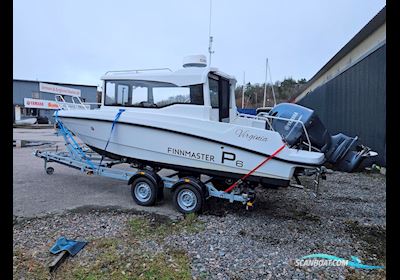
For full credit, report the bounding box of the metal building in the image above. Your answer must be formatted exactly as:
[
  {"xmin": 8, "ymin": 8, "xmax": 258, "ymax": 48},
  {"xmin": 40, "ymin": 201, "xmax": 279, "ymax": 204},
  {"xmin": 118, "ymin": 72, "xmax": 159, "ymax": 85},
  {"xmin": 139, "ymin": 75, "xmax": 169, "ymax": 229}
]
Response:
[
  {"xmin": 13, "ymin": 79, "xmax": 98, "ymax": 124},
  {"xmin": 291, "ymin": 6, "xmax": 386, "ymax": 166}
]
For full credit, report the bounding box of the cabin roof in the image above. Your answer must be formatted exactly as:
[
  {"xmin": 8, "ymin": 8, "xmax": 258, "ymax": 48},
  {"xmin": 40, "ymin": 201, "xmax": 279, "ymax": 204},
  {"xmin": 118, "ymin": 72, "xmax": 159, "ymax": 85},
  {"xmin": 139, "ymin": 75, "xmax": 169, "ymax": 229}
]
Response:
[{"xmin": 101, "ymin": 67, "xmax": 236, "ymax": 86}]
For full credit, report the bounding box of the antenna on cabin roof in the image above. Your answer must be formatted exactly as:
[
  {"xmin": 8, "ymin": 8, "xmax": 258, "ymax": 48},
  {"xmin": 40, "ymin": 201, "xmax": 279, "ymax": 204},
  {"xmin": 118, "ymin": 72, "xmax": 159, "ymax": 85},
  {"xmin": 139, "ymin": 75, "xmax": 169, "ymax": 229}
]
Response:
[{"xmin": 208, "ymin": 0, "xmax": 215, "ymax": 66}]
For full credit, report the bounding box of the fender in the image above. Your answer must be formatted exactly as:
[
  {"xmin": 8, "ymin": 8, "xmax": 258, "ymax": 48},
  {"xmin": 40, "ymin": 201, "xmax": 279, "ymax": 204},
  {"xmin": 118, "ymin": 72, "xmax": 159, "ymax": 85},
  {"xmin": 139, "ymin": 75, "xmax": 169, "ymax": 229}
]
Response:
[
  {"xmin": 128, "ymin": 170, "xmax": 164, "ymax": 201},
  {"xmin": 171, "ymin": 176, "xmax": 208, "ymax": 198},
  {"xmin": 128, "ymin": 170, "xmax": 162, "ymax": 187}
]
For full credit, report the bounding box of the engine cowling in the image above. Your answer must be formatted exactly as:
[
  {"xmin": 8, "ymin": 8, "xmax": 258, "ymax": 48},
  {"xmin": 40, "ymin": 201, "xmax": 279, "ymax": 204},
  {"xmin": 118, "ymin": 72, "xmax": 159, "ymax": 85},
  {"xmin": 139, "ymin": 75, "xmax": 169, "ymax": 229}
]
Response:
[{"xmin": 266, "ymin": 103, "xmax": 376, "ymax": 172}]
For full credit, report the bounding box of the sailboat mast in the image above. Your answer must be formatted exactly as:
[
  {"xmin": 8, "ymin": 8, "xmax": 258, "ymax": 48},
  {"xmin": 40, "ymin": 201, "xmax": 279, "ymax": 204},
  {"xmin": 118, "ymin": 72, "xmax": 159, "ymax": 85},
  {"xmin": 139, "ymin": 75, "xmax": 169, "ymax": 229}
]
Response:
[
  {"xmin": 241, "ymin": 71, "xmax": 245, "ymax": 108},
  {"xmin": 268, "ymin": 59, "xmax": 277, "ymax": 106},
  {"xmin": 263, "ymin": 58, "xmax": 268, "ymax": 108}
]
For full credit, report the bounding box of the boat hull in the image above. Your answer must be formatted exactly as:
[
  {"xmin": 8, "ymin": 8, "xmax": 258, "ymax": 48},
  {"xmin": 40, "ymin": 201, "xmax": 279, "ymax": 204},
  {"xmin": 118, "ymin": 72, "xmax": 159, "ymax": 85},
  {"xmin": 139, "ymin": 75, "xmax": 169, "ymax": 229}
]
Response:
[
  {"xmin": 15, "ymin": 118, "xmax": 37, "ymax": 125},
  {"xmin": 57, "ymin": 116, "xmax": 319, "ymax": 185}
]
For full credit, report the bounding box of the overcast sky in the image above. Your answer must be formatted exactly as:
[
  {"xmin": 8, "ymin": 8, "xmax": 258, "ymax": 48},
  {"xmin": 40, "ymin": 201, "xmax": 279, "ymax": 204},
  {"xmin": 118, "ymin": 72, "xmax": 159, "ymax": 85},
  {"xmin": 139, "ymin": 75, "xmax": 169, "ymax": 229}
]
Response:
[{"xmin": 13, "ymin": 0, "xmax": 385, "ymax": 87}]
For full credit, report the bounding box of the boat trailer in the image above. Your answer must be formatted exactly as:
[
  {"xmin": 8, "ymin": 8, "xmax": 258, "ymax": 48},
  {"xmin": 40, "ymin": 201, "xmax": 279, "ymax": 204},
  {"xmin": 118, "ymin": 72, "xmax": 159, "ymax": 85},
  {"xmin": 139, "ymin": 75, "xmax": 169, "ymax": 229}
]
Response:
[
  {"xmin": 33, "ymin": 123, "xmax": 260, "ymax": 214},
  {"xmin": 34, "ymin": 113, "xmax": 326, "ymax": 214}
]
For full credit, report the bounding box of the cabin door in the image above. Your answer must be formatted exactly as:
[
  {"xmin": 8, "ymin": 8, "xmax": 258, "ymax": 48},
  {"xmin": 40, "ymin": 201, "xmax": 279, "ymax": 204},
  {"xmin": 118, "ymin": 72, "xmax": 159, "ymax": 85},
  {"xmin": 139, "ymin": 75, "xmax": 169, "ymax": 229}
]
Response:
[
  {"xmin": 209, "ymin": 74, "xmax": 231, "ymax": 122},
  {"xmin": 218, "ymin": 77, "xmax": 230, "ymax": 122}
]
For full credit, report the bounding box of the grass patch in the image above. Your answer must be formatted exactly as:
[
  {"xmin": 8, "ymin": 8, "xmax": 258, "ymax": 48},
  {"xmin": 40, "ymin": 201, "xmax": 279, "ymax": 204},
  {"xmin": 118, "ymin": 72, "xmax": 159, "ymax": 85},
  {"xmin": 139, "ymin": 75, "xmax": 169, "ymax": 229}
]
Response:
[
  {"xmin": 13, "ymin": 248, "xmax": 49, "ymax": 280},
  {"xmin": 13, "ymin": 214, "xmax": 201, "ymax": 280},
  {"xmin": 94, "ymin": 238, "xmax": 119, "ymax": 249},
  {"xmin": 178, "ymin": 213, "xmax": 205, "ymax": 233},
  {"xmin": 139, "ymin": 249, "xmax": 191, "ymax": 280},
  {"xmin": 345, "ymin": 220, "xmax": 386, "ymax": 261},
  {"xmin": 13, "ymin": 238, "xmax": 192, "ymax": 280},
  {"xmin": 60, "ymin": 238, "xmax": 191, "ymax": 280},
  {"xmin": 344, "ymin": 219, "xmax": 386, "ymax": 274},
  {"xmin": 345, "ymin": 268, "xmax": 386, "ymax": 280},
  {"xmin": 128, "ymin": 213, "xmax": 205, "ymax": 241}
]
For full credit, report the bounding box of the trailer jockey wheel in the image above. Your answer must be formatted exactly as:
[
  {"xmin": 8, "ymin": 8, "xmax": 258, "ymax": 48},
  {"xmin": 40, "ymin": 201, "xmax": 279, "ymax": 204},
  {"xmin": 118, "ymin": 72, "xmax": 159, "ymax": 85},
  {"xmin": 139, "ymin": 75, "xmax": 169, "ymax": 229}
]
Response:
[
  {"xmin": 173, "ymin": 184, "xmax": 203, "ymax": 214},
  {"xmin": 131, "ymin": 177, "xmax": 157, "ymax": 206},
  {"xmin": 46, "ymin": 167, "xmax": 54, "ymax": 175},
  {"xmin": 246, "ymin": 200, "xmax": 255, "ymax": 211},
  {"xmin": 245, "ymin": 192, "xmax": 256, "ymax": 211}
]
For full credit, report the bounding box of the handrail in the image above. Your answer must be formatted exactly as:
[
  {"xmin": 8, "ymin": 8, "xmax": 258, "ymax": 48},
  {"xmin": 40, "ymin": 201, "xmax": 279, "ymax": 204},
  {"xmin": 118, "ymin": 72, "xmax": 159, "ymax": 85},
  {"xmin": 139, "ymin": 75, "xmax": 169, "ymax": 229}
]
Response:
[
  {"xmin": 82, "ymin": 102, "xmax": 101, "ymax": 105},
  {"xmin": 104, "ymin": 68, "xmax": 173, "ymax": 75},
  {"xmin": 238, "ymin": 112, "xmax": 312, "ymax": 152},
  {"xmin": 54, "ymin": 94, "xmax": 89, "ymax": 110}
]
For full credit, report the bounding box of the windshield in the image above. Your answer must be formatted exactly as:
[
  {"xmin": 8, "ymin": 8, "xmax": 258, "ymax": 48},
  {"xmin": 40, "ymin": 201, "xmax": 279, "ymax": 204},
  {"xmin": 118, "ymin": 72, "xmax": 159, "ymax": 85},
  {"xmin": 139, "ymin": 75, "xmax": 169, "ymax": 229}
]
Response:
[{"xmin": 104, "ymin": 80, "xmax": 204, "ymax": 108}]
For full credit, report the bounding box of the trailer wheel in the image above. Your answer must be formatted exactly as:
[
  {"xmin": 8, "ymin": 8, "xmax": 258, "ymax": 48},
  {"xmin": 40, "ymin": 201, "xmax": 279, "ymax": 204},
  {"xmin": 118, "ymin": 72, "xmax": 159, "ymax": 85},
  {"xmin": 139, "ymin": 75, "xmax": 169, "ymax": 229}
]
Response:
[
  {"xmin": 131, "ymin": 177, "xmax": 157, "ymax": 206},
  {"xmin": 173, "ymin": 184, "xmax": 203, "ymax": 214},
  {"xmin": 46, "ymin": 167, "xmax": 54, "ymax": 175}
]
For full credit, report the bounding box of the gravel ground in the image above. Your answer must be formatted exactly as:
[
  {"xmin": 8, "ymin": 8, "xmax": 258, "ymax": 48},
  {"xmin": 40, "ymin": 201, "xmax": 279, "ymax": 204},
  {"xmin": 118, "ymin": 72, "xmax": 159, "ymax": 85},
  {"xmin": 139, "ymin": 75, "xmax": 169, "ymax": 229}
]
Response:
[{"xmin": 13, "ymin": 171, "xmax": 386, "ymax": 279}]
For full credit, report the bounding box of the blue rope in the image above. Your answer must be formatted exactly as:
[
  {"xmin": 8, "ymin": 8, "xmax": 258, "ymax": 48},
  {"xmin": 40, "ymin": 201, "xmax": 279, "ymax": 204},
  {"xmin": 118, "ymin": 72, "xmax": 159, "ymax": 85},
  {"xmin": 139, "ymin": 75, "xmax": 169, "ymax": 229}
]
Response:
[
  {"xmin": 103, "ymin": 109, "xmax": 125, "ymax": 152},
  {"xmin": 98, "ymin": 109, "xmax": 125, "ymax": 167}
]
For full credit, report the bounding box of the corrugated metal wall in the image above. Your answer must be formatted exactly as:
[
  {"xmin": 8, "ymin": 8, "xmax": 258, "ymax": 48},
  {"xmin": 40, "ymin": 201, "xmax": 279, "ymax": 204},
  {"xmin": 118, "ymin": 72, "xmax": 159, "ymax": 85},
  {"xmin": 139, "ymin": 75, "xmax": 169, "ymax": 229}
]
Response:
[
  {"xmin": 298, "ymin": 44, "xmax": 386, "ymax": 165},
  {"xmin": 13, "ymin": 80, "xmax": 98, "ymax": 123}
]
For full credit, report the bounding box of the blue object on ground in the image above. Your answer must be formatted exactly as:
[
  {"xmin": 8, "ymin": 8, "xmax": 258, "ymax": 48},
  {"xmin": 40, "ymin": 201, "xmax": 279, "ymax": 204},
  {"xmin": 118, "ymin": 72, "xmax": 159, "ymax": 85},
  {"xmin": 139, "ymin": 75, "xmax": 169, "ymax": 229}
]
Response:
[{"xmin": 49, "ymin": 236, "xmax": 87, "ymax": 256}]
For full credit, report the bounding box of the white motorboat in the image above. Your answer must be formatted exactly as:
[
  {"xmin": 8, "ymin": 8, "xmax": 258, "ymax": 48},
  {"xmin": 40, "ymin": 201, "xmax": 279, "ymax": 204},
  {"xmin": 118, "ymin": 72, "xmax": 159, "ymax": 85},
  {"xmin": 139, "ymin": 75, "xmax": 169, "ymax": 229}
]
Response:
[
  {"xmin": 55, "ymin": 55, "xmax": 377, "ymax": 189},
  {"xmin": 15, "ymin": 117, "xmax": 37, "ymax": 125}
]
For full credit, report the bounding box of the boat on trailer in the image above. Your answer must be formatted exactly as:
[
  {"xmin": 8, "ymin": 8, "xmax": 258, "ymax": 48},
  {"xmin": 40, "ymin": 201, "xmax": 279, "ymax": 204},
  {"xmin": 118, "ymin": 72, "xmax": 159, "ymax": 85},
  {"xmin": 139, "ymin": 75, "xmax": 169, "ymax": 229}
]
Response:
[
  {"xmin": 15, "ymin": 117, "xmax": 37, "ymax": 125},
  {"xmin": 36, "ymin": 55, "xmax": 377, "ymax": 214}
]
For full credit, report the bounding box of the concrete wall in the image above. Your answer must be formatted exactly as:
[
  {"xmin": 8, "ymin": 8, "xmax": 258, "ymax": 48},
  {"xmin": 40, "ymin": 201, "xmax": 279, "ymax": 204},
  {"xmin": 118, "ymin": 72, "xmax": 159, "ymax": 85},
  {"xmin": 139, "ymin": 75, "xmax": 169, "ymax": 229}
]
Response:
[{"xmin": 13, "ymin": 80, "xmax": 97, "ymax": 123}]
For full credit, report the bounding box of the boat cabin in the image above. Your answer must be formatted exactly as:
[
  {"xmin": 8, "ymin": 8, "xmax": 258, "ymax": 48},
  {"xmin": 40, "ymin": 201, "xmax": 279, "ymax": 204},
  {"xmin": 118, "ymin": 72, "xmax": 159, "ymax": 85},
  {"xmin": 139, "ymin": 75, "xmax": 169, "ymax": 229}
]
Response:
[{"xmin": 101, "ymin": 56, "xmax": 237, "ymax": 123}]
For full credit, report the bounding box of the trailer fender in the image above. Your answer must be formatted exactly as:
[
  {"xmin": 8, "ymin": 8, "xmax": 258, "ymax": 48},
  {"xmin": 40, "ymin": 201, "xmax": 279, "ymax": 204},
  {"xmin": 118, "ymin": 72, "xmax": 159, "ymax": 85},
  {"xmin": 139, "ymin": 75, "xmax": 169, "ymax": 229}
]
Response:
[
  {"xmin": 128, "ymin": 170, "xmax": 164, "ymax": 201},
  {"xmin": 128, "ymin": 170, "xmax": 162, "ymax": 188},
  {"xmin": 171, "ymin": 177, "xmax": 208, "ymax": 198}
]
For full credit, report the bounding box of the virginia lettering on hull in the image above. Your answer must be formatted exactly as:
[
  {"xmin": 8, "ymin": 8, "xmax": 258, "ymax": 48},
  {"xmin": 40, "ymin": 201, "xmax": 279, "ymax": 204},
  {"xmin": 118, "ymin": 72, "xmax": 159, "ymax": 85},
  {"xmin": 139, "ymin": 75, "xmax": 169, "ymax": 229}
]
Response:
[{"xmin": 235, "ymin": 129, "xmax": 268, "ymax": 142}]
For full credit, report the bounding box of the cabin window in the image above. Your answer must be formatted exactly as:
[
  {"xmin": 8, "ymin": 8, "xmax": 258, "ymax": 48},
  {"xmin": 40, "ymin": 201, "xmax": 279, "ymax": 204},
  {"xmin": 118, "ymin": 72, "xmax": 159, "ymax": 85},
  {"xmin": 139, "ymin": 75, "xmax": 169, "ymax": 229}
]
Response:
[
  {"xmin": 189, "ymin": 84, "xmax": 204, "ymax": 105},
  {"xmin": 153, "ymin": 87, "xmax": 190, "ymax": 106},
  {"xmin": 117, "ymin": 84, "xmax": 129, "ymax": 105},
  {"xmin": 104, "ymin": 80, "xmax": 204, "ymax": 108},
  {"xmin": 131, "ymin": 86, "xmax": 148, "ymax": 105},
  {"xmin": 105, "ymin": 82, "xmax": 116, "ymax": 104},
  {"xmin": 209, "ymin": 78, "xmax": 219, "ymax": 108}
]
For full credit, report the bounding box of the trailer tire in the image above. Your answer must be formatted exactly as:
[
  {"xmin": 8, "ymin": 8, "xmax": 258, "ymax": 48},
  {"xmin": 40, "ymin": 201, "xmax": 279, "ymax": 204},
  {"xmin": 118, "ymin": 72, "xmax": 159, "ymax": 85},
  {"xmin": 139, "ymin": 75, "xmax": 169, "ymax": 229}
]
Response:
[
  {"xmin": 46, "ymin": 167, "xmax": 54, "ymax": 175},
  {"xmin": 173, "ymin": 184, "xmax": 203, "ymax": 214},
  {"xmin": 131, "ymin": 177, "xmax": 157, "ymax": 206}
]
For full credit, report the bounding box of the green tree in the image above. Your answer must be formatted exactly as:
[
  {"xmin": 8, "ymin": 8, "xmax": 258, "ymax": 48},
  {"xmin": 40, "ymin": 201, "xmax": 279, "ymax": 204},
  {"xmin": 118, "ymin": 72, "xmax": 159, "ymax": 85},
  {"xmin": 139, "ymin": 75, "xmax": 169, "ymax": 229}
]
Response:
[
  {"xmin": 298, "ymin": 78, "xmax": 307, "ymax": 84},
  {"xmin": 235, "ymin": 77, "xmax": 306, "ymax": 108}
]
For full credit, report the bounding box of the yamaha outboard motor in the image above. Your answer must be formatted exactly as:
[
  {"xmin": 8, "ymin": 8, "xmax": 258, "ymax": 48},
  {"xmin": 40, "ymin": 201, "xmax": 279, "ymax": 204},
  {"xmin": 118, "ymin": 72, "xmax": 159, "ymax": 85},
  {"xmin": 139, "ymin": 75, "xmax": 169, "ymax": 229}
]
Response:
[{"xmin": 266, "ymin": 103, "xmax": 377, "ymax": 172}]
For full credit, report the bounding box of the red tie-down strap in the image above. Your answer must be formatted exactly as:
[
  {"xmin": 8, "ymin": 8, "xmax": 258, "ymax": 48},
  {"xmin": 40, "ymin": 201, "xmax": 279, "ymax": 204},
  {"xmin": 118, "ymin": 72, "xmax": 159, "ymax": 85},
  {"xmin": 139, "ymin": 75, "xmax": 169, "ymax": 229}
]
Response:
[{"xmin": 224, "ymin": 144, "xmax": 287, "ymax": 193}]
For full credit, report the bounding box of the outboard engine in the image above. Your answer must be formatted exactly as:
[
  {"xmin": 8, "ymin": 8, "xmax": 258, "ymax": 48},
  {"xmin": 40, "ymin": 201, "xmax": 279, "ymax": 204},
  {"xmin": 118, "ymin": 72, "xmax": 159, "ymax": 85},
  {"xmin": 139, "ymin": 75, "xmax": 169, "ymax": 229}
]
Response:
[{"xmin": 266, "ymin": 103, "xmax": 377, "ymax": 172}]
